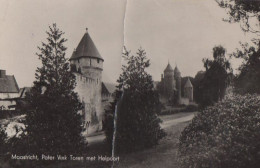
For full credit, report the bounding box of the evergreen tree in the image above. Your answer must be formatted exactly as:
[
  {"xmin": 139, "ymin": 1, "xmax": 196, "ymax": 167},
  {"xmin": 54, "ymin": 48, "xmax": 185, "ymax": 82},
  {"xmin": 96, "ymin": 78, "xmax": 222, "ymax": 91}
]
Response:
[
  {"xmin": 22, "ymin": 24, "xmax": 86, "ymax": 155},
  {"xmin": 103, "ymin": 47, "xmax": 165, "ymax": 153}
]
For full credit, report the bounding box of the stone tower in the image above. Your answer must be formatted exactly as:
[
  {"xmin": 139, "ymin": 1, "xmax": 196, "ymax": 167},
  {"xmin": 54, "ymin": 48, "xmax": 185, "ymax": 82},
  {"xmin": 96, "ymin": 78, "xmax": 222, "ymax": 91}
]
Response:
[
  {"xmin": 174, "ymin": 66, "xmax": 181, "ymax": 103},
  {"xmin": 184, "ymin": 78, "xmax": 193, "ymax": 102},
  {"xmin": 69, "ymin": 28, "xmax": 104, "ymax": 131},
  {"xmin": 163, "ymin": 63, "xmax": 175, "ymax": 97}
]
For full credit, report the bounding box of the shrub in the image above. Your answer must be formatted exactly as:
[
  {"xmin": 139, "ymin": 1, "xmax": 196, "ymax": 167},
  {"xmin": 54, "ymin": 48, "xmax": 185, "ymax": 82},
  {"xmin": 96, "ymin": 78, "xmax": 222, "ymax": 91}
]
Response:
[
  {"xmin": 0, "ymin": 126, "xmax": 7, "ymax": 155},
  {"xmin": 182, "ymin": 104, "xmax": 198, "ymax": 112},
  {"xmin": 178, "ymin": 94, "xmax": 260, "ymax": 168}
]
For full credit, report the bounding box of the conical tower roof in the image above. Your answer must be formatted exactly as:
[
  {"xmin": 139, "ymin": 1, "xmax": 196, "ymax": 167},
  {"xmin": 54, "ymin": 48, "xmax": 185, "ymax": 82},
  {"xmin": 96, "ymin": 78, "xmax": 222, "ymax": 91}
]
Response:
[
  {"xmin": 174, "ymin": 66, "xmax": 181, "ymax": 77},
  {"xmin": 184, "ymin": 78, "xmax": 193, "ymax": 88},
  {"xmin": 174, "ymin": 66, "xmax": 180, "ymax": 73},
  {"xmin": 70, "ymin": 28, "xmax": 103, "ymax": 61},
  {"xmin": 164, "ymin": 63, "xmax": 174, "ymax": 72}
]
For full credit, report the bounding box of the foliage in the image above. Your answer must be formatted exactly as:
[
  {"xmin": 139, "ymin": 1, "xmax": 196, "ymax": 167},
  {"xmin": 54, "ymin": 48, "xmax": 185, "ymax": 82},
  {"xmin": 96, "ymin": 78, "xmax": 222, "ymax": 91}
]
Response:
[
  {"xmin": 216, "ymin": 0, "xmax": 260, "ymax": 94},
  {"xmin": 0, "ymin": 126, "xmax": 7, "ymax": 155},
  {"xmin": 16, "ymin": 24, "xmax": 86, "ymax": 155},
  {"xmin": 193, "ymin": 71, "xmax": 205, "ymax": 104},
  {"xmin": 231, "ymin": 41, "xmax": 260, "ymax": 94},
  {"xmin": 216, "ymin": 0, "xmax": 260, "ymax": 36},
  {"xmin": 183, "ymin": 104, "xmax": 198, "ymax": 112},
  {"xmin": 103, "ymin": 47, "xmax": 165, "ymax": 153},
  {"xmin": 198, "ymin": 45, "xmax": 232, "ymax": 107},
  {"xmin": 178, "ymin": 93, "xmax": 260, "ymax": 168}
]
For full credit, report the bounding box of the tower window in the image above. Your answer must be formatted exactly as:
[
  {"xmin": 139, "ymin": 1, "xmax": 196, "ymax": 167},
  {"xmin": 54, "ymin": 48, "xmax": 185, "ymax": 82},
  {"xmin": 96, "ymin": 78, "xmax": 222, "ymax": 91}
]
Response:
[
  {"xmin": 90, "ymin": 59, "xmax": 92, "ymax": 66},
  {"xmin": 78, "ymin": 59, "xmax": 80, "ymax": 63},
  {"xmin": 97, "ymin": 59, "xmax": 100, "ymax": 63}
]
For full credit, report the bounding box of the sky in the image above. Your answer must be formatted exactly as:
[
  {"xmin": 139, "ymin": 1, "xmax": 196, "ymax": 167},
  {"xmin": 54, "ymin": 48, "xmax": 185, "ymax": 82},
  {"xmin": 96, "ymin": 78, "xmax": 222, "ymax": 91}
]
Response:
[{"xmin": 0, "ymin": 0, "xmax": 254, "ymax": 88}]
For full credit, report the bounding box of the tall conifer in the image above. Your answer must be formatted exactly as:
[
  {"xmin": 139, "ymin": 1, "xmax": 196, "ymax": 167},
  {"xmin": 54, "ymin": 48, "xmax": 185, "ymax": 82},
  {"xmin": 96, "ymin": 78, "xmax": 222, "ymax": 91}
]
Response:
[
  {"xmin": 24, "ymin": 24, "xmax": 86, "ymax": 154},
  {"xmin": 104, "ymin": 47, "xmax": 165, "ymax": 153}
]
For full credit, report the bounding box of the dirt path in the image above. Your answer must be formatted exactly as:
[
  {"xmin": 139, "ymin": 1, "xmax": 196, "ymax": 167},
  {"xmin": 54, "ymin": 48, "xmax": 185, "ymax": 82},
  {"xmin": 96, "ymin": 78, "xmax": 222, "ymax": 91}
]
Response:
[
  {"xmin": 87, "ymin": 112, "xmax": 195, "ymax": 146},
  {"xmin": 161, "ymin": 113, "xmax": 195, "ymax": 129}
]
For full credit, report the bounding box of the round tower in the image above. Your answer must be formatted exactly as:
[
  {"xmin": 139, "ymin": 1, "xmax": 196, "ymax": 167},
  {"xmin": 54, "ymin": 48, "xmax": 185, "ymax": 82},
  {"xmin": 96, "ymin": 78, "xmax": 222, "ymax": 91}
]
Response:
[
  {"xmin": 174, "ymin": 66, "xmax": 181, "ymax": 103},
  {"xmin": 184, "ymin": 78, "xmax": 193, "ymax": 102},
  {"xmin": 69, "ymin": 28, "xmax": 104, "ymax": 130},
  {"xmin": 163, "ymin": 63, "xmax": 175, "ymax": 97}
]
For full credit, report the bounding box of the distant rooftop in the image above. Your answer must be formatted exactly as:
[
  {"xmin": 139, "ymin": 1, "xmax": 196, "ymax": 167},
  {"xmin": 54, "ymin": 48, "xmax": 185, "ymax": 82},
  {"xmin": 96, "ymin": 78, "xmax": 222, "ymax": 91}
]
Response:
[
  {"xmin": 164, "ymin": 63, "xmax": 174, "ymax": 72},
  {"xmin": 102, "ymin": 82, "xmax": 116, "ymax": 95},
  {"xmin": 184, "ymin": 78, "xmax": 193, "ymax": 88},
  {"xmin": 0, "ymin": 70, "xmax": 19, "ymax": 93}
]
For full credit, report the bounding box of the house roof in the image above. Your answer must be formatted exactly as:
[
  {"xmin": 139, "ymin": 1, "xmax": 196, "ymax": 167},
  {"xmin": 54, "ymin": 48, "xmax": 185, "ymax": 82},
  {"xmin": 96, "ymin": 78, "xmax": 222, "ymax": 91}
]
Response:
[
  {"xmin": 19, "ymin": 87, "xmax": 31, "ymax": 98},
  {"xmin": 0, "ymin": 75, "xmax": 19, "ymax": 93},
  {"xmin": 164, "ymin": 63, "xmax": 174, "ymax": 72},
  {"xmin": 102, "ymin": 82, "xmax": 116, "ymax": 95},
  {"xmin": 70, "ymin": 29, "xmax": 103, "ymax": 61},
  {"xmin": 184, "ymin": 78, "xmax": 193, "ymax": 88}
]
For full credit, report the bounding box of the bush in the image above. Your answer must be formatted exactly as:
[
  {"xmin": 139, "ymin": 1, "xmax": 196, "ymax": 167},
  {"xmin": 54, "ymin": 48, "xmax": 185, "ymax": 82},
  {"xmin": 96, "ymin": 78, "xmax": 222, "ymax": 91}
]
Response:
[
  {"xmin": 0, "ymin": 126, "xmax": 7, "ymax": 155},
  {"xmin": 178, "ymin": 94, "xmax": 260, "ymax": 168},
  {"xmin": 182, "ymin": 104, "xmax": 198, "ymax": 112}
]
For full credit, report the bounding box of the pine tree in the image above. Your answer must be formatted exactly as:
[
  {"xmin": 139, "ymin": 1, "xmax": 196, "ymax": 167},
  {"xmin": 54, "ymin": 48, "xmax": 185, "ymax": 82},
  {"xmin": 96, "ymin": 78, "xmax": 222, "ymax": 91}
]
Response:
[
  {"xmin": 23, "ymin": 24, "xmax": 86, "ymax": 155},
  {"xmin": 103, "ymin": 47, "xmax": 165, "ymax": 153}
]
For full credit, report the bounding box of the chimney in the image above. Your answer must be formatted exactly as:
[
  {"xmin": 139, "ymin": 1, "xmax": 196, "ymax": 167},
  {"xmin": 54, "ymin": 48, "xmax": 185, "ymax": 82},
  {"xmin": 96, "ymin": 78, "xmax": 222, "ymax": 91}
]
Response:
[{"xmin": 0, "ymin": 70, "xmax": 6, "ymax": 78}]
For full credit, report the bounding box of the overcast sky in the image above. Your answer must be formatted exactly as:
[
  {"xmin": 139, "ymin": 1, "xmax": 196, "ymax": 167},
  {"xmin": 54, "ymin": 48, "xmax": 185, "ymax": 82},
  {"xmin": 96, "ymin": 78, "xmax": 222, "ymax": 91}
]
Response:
[{"xmin": 0, "ymin": 0, "xmax": 253, "ymax": 87}]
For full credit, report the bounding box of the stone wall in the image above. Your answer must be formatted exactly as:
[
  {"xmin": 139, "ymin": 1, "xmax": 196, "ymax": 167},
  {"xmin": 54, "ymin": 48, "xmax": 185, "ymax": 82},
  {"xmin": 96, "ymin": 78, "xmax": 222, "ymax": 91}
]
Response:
[{"xmin": 73, "ymin": 73, "xmax": 103, "ymax": 132}]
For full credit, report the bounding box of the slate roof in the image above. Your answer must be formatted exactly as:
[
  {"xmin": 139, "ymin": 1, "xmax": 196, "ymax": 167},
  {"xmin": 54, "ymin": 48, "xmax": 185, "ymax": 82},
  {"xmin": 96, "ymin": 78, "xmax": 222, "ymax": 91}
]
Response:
[
  {"xmin": 184, "ymin": 78, "xmax": 193, "ymax": 88},
  {"xmin": 70, "ymin": 30, "xmax": 103, "ymax": 61},
  {"xmin": 0, "ymin": 75, "xmax": 19, "ymax": 93},
  {"xmin": 102, "ymin": 82, "xmax": 116, "ymax": 95},
  {"xmin": 164, "ymin": 63, "xmax": 174, "ymax": 72}
]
